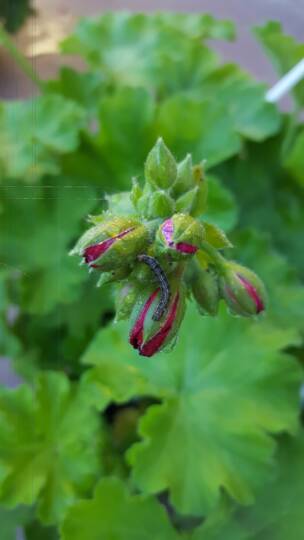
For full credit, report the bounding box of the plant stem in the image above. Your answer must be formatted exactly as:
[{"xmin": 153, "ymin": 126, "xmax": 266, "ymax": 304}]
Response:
[
  {"xmin": 0, "ymin": 23, "xmax": 44, "ymax": 91},
  {"xmin": 200, "ymin": 241, "xmax": 227, "ymax": 274}
]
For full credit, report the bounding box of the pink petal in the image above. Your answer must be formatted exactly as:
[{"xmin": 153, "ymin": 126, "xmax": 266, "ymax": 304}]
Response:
[
  {"xmin": 175, "ymin": 242, "xmax": 198, "ymax": 254},
  {"xmin": 161, "ymin": 219, "xmax": 174, "ymax": 246}
]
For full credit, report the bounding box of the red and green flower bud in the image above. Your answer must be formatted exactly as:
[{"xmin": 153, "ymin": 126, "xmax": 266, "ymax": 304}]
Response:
[
  {"xmin": 219, "ymin": 262, "xmax": 266, "ymax": 317},
  {"xmin": 129, "ymin": 281, "xmax": 186, "ymax": 357},
  {"xmin": 70, "ymin": 216, "xmax": 149, "ymax": 271},
  {"xmin": 191, "ymin": 267, "xmax": 220, "ymax": 316},
  {"xmin": 145, "ymin": 137, "xmax": 177, "ymax": 190},
  {"xmin": 156, "ymin": 213, "xmax": 204, "ymax": 258}
]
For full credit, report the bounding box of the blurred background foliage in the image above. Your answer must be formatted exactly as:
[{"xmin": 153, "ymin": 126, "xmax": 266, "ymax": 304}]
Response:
[{"xmin": 0, "ymin": 10, "xmax": 303, "ymax": 540}]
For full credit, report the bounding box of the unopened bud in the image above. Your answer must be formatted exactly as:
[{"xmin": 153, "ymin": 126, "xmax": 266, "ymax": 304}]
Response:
[
  {"xmin": 145, "ymin": 137, "xmax": 177, "ymax": 189},
  {"xmin": 220, "ymin": 262, "xmax": 266, "ymax": 317}
]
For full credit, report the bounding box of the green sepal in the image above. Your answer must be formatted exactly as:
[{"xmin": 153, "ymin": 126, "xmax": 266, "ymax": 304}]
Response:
[
  {"xmin": 190, "ymin": 264, "xmax": 220, "ymax": 316},
  {"xmin": 173, "ymin": 154, "xmax": 194, "ymax": 196},
  {"xmin": 97, "ymin": 266, "xmax": 131, "ymax": 288},
  {"xmin": 130, "ymin": 179, "xmax": 143, "ymax": 210},
  {"xmin": 204, "ymin": 221, "xmax": 233, "ymax": 248},
  {"xmin": 115, "ymin": 280, "xmax": 140, "ymax": 321},
  {"xmin": 144, "ymin": 137, "xmax": 177, "ymax": 189}
]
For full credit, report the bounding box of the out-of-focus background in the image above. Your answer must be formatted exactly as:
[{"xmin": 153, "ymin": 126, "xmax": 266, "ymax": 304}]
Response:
[{"xmin": 1, "ymin": 0, "xmax": 304, "ymax": 100}]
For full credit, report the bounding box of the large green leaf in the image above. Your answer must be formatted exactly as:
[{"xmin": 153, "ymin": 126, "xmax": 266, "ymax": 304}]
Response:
[
  {"xmin": 254, "ymin": 22, "xmax": 304, "ymax": 106},
  {"xmin": 219, "ymin": 135, "xmax": 304, "ymax": 278},
  {"xmin": 0, "ymin": 180, "xmax": 97, "ymax": 314},
  {"xmin": 0, "ymin": 95, "xmax": 85, "ymax": 182},
  {"xmin": 157, "ymin": 94, "xmax": 241, "ymax": 166},
  {"xmin": 193, "ymin": 431, "xmax": 304, "ymax": 540},
  {"xmin": 198, "ymin": 64, "xmax": 281, "ymax": 141},
  {"xmin": 82, "ymin": 302, "xmax": 301, "ymax": 515},
  {"xmin": 61, "ymin": 12, "xmax": 221, "ymax": 94},
  {"xmin": 0, "ymin": 372, "xmax": 103, "ymax": 524},
  {"xmin": 203, "ymin": 176, "xmax": 238, "ymax": 231},
  {"xmin": 96, "ymin": 87, "xmax": 156, "ymax": 188},
  {"xmin": 61, "ymin": 477, "xmax": 180, "ymax": 540}
]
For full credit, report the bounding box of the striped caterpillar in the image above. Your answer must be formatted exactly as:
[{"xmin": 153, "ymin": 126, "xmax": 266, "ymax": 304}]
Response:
[{"xmin": 138, "ymin": 254, "xmax": 171, "ymax": 321}]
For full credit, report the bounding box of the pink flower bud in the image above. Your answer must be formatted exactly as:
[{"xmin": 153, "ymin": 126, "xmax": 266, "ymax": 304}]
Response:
[
  {"xmin": 156, "ymin": 214, "xmax": 204, "ymax": 259},
  {"xmin": 220, "ymin": 262, "xmax": 266, "ymax": 317},
  {"xmin": 129, "ymin": 284, "xmax": 185, "ymax": 357}
]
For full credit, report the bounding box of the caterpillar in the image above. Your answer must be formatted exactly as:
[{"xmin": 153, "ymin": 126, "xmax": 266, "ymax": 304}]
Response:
[{"xmin": 138, "ymin": 254, "xmax": 171, "ymax": 321}]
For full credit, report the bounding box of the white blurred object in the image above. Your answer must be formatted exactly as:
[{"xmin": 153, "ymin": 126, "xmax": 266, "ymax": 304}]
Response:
[{"xmin": 265, "ymin": 58, "xmax": 304, "ymax": 102}]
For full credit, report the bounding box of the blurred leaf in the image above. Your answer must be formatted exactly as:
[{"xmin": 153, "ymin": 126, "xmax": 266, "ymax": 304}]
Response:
[
  {"xmin": 231, "ymin": 229, "xmax": 304, "ymax": 336},
  {"xmin": 199, "ymin": 64, "xmax": 281, "ymax": 141},
  {"xmin": 0, "ymin": 95, "xmax": 85, "ymax": 181},
  {"xmin": 0, "ymin": 180, "xmax": 97, "ymax": 314},
  {"xmin": 254, "ymin": 22, "xmax": 304, "ymax": 106},
  {"xmin": 204, "ymin": 176, "xmax": 238, "ymax": 231},
  {"xmin": 284, "ymin": 129, "xmax": 304, "ymax": 186},
  {"xmin": 96, "ymin": 87, "xmax": 155, "ymax": 188},
  {"xmin": 0, "ymin": 372, "xmax": 103, "ymax": 524},
  {"xmin": 157, "ymin": 94, "xmax": 241, "ymax": 166},
  {"xmin": 61, "ymin": 12, "xmax": 220, "ymax": 94},
  {"xmin": 219, "ymin": 135, "xmax": 304, "ymax": 278},
  {"xmin": 61, "ymin": 477, "xmax": 180, "ymax": 540},
  {"xmin": 193, "ymin": 431, "xmax": 304, "ymax": 540},
  {"xmin": 46, "ymin": 68, "xmax": 104, "ymax": 117}
]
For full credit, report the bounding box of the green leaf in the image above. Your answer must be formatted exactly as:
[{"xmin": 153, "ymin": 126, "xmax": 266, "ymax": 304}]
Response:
[
  {"xmin": 0, "ymin": 372, "xmax": 103, "ymax": 524},
  {"xmin": 46, "ymin": 68, "xmax": 104, "ymax": 116},
  {"xmin": 61, "ymin": 12, "xmax": 219, "ymax": 94},
  {"xmin": 82, "ymin": 304, "xmax": 301, "ymax": 516},
  {"xmin": 127, "ymin": 304, "xmax": 300, "ymax": 515},
  {"xmin": 80, "ymin": 323, "xmax": 156, "ymax": 409},
  {"xmin": 154, "ymin": 12, "xmax": 235, "ymax": 41},
  {"xmin": 231, "ymin": 229, "xmax": 304, "ymax": 337},
  {"xmin": 0, "ymin": 180, "xmax": 97, "ymax": 314},
  {"xmin": 157, "ymin": 94, "xmax": 241, "ymax": 167},
  {"xmin": 203, "ymin": 222, "xmax": 232, "ymax": 248},
  {"xmin": 193, "ymin": 431, "xmax": 304, "ymax": 540},
  {"xmin": 254, "ymin": 22, "xmax": 304, "ymax": 106},
  {"xmin": 204, "ymin": 176, "xmax": 238, "ymax": 231},
  {"xmin": 199, "ymin": 64, "xmax": 281, "ymax": 141},
  {"xmin": 96, "ymin": 87, "xmax": 155, "ymax": 188},
  {"xmin": 0, "ymin": 95, "xmax": 85, "ymax": 181},
  {"xmin": 61, "ymin": 476, "xmax": 180, "ymax": 540},
  {"xmin": 220, "ymin": 135, "xmax": 304, "ymax": 278},
  {"xmin": 284, "ymin": 129, "xmax": 304, "ymax": 186}
]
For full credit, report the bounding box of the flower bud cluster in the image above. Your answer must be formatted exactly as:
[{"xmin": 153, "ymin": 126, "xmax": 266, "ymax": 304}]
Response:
[{"xmin": 71, "ymin": 138, "xmax": 266, "ymax": 356}]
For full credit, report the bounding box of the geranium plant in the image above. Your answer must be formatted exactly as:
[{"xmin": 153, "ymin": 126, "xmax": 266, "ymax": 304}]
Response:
[{"xmin": 0, "ymin": 12, "xmax": 303, "ymax": 540}]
